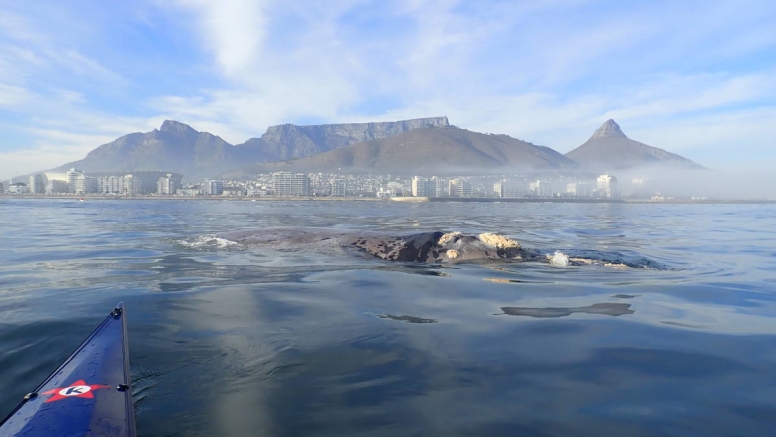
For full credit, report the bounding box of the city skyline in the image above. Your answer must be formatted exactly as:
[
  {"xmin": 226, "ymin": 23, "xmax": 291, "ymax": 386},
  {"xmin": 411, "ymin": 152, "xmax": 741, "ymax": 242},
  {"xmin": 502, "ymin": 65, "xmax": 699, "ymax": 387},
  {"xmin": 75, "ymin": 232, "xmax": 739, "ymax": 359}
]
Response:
[{"xmin": 1, "ymin": 0, "xmax": 775, "ymax": 179}]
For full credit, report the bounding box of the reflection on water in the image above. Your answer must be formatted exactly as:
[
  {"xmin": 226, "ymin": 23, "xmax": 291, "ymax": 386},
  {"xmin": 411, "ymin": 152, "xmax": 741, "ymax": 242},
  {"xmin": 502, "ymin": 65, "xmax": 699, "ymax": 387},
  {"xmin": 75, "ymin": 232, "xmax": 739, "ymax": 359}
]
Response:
[
  {"xmin": 2, "ymin": 199, "xmax": 776, "ymax": 436},
  {"xmin": 500, "ymin": 302, "xmax": 635, "ymax": 318}
]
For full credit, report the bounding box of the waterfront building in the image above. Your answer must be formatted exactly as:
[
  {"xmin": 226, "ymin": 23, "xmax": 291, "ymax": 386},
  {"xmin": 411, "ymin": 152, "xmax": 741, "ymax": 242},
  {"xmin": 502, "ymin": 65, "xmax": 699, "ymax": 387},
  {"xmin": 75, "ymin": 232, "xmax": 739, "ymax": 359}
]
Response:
[
  {"xmin": 66, "ymin": 168, "xmax": 83, "ymax": 194},
  {"xmin": 433, "ymin": 177, "xmax": 447, "ymax": 198},
  {"xmin": 448, "ymin": 179, "xmax": 473, "ymax": 197},
  {"xmin": 157, "ymin": 174, "xmax": 178, "ymax": 195},
  {"xmin": 330, "ymin": 180, "xmax": 346, "ymax": 197},
  {"xmin": 75, "ymin": 174, "xmax": 97, "ymax": 194},
  {"xmin": 46, "ymin": 179, "xmax": 69, "ymax": 194},
  {"xmin": 530, "ymin": 180, "xmax": 553, "ymax": 197},
  {"xmin": 29, "ymin": 174, "xmax": 46, "ymax": 194},
  {"xmin": 597, "ymin": 174, "xmax": 619, "ymax": 198},
  {"xmin": 123, "ymin": 175, "xmax": 141, "ymax": 196},
  {"xmin": 411, "ymin": 176, "xmax": 434, "ymax": 197},
  {"xmin": 272, "ymin": 172, "xmax": 310, "ymax": 196},
  {"xmin": 202, "ymin": 179, "xmax": 224, "ymax": 196},
  {"xmin": 495, "ymin": 180, "xmax": 529, "ymax": 198},
  {"xmin": 567, "ymin": 181, "xmax": 593, "ymax": 198},
  {"xmin": 6, "ymin": 182, "xmax": 28, "ymax": 194}
]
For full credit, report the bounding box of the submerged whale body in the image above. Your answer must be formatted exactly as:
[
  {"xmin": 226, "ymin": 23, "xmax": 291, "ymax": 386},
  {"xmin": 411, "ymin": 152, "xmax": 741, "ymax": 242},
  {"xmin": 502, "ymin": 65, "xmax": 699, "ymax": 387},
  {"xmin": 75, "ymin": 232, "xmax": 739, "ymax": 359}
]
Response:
[
  {"xmin": 215, "ymin": 227, "xmax": 659, "ymax": 268},
  {"xmin": 216, "ymin": 227, "xmax": 541, "ymax": 263}
]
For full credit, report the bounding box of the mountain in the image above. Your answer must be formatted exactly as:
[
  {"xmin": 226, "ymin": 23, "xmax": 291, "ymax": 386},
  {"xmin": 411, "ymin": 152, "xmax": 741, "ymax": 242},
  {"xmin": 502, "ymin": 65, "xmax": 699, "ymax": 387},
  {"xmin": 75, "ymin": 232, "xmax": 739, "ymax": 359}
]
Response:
[
  {"xmin": 226, "ymin": 125, "xmax": 578, "ymax": 176},
  {"xmin": 54, "ymin": 121, "xmax": 261, "ymax": 180},
  {"xmin": 235, "ymin": 116, "xmax": 450, "ymax": 161},
  {"xmin": 565, "ymin": 120, "xmax": 704, "ymax": 170}
]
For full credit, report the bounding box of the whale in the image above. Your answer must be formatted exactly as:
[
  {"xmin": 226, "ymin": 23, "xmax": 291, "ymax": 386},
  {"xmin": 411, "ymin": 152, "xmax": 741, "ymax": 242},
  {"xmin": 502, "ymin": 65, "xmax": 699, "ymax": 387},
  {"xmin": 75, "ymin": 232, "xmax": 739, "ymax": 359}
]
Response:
[
  {"xmin": 215, "ymin": 227, "xmax": 567, "ymax": 264},
  {"xmin": 213, "ymin": 227, "xmax": 658, "ymax": 267}
]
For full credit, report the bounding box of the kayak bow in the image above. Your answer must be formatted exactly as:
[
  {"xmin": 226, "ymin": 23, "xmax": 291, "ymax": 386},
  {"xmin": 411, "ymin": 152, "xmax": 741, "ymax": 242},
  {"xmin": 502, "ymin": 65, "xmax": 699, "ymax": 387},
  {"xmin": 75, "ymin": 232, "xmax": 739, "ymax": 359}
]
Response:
[{"xmin": 0, "ymin": 303, "xmax": 136, "ymax": 437}]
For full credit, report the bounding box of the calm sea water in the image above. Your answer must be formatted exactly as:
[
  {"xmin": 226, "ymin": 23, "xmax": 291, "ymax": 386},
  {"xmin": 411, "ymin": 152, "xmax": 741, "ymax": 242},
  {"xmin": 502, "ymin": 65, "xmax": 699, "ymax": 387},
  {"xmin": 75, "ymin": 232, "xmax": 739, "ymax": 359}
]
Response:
[{"xmin": 1, "ymin": 198, "xmax": 776, "ymax": 436}]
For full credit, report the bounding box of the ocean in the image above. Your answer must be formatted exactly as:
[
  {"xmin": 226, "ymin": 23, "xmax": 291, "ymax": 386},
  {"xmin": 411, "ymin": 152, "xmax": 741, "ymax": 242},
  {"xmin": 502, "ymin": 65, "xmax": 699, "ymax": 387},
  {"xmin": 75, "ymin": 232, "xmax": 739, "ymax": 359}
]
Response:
[{"xmin": 1, "ymin": 198, "xmax": 775, "ymax": 436}]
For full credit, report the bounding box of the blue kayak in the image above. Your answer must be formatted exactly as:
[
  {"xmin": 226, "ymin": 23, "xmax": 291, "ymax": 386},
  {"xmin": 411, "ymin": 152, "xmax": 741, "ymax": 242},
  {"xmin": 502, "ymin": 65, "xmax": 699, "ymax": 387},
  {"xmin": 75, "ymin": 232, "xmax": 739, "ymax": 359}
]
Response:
[{"xmin": 0, "ymin": 303, "xmax": 136, "ymax": 436}]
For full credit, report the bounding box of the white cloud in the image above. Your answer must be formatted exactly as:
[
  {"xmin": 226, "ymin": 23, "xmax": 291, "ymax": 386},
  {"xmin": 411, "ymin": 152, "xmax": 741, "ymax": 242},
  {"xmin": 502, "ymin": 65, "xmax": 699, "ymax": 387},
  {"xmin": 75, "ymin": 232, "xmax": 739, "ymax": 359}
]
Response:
[
  {"xmin": 172, "ymin": 0, "xmax": 268, "ymax": 78},
  {"xmin": 0, "ymin": 82, "xmax": 32, "ymax": 107}
]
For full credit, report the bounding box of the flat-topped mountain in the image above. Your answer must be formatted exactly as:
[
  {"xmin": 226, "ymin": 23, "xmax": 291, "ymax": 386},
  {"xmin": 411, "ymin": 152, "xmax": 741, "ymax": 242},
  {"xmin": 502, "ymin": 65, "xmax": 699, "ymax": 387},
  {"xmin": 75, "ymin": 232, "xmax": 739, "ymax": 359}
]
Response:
[
  {"xmin": 565, "ymin": 119, "xmax": 704, "ymax": 170},
  {"xmin": 237, "ymin": 116, "xmax": 450, "ymax": 161},
  {"xmin": 226, "ymin": 126, "xmax": 577, "ymax": 176},
  {"xmin": 54, "ymin": 120, "xmax": 258, "ymax": 180}
]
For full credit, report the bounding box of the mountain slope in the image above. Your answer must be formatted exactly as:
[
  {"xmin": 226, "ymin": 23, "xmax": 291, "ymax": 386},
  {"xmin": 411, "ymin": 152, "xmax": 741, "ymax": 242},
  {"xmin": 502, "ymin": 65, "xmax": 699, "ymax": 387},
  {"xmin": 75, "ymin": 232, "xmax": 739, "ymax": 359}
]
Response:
[
  {"xmin": 55, "ymin": 121, "xmax": 262, "ymax": 180},
  {"xmin": 227, "ymin": 126, "xmax": 577, "ymax": 176},
  {"xmin": 565, "ymin": 120, "xmax": 704, "ymax": 170}
]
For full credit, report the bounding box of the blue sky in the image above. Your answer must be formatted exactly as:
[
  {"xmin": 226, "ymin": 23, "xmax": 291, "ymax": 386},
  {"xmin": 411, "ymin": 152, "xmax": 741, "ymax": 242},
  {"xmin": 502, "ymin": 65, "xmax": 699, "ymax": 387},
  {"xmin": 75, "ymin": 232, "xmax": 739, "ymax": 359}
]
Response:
[{"xmin": 1, "ymin": 0, "xmax": 775, "ymax": 179}]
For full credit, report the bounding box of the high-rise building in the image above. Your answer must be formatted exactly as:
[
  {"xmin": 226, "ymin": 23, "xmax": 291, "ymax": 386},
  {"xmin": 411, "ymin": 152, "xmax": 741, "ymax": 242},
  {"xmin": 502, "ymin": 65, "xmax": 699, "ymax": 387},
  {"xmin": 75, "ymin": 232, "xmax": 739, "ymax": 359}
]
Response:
[
  {"xmin": 202, "ymin": 179, "xmax": 224, "ymax": 196},
  {"xmin": 411, "ymin": 176, "xmax": 434, "ymax": 197},
  {"xmin": 66, "ymin": 168, "xmax": 83, "ymax": 194},
  {"xmin": 330, "ymin": 180, "xmax": 346, "ymax": 197},
  {"xmin": 448, "ymin": 179, "xmax": 473, "ymax": 197},
  {"xmin": 495, "ymin": 180, "xmax": 529, "ymax": 198},
  {"xmin": 75, "ymin": 174, "xmax": 97, "ymax": 194},
  {"xmin": 433, "ymin": 177, "xmax": 447, "ymax": 198},
  {"xmin": 29, "ymin": 174, "xmax": 46, "ymax": 194},
  {"xmin": 157, "ymin": 174, "xmax": 178, "ymax": 195},
  {"xmin": 567, "ymin": 181, "xmax": 593, "ymax": 197},
  {"xmin": 272, "ymin": 172, "xmax": 310, "ymax": 196},
  {"xmin": 597, "ymin": 174, "xmax": 619, "ymax": 198},
  {"xmin": 123, "ymin": 174, "xmax": 141, "ymax": 196}
]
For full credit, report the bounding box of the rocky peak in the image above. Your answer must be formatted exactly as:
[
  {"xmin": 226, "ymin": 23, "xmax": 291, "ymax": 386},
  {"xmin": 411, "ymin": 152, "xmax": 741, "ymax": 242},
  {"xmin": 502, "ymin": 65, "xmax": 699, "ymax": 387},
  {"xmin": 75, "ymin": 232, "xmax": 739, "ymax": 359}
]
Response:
[
  {"xmin": 591, "ymin": 119, "xmax": 627, "ymax": 139},
  {"xmin": 159, "ymin": 120, "xmax": 197, "ymax": 136}
]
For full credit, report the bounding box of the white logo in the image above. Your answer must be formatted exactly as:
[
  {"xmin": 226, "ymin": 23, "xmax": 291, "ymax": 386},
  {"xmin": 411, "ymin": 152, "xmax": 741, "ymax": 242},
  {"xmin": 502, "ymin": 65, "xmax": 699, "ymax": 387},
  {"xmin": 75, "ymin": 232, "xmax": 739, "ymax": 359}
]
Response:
[{"xmin": 58, "ymin": 385, "xmax": 91, "ymax": 396}]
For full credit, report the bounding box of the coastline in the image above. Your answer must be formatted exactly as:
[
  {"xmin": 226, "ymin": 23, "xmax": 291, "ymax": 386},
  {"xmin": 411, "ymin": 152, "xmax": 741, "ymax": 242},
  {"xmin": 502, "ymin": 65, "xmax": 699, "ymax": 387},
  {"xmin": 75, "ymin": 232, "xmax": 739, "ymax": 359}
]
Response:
[{"xmin": 1, "ymin": 194, "xmax": 774, "ymax": 205}]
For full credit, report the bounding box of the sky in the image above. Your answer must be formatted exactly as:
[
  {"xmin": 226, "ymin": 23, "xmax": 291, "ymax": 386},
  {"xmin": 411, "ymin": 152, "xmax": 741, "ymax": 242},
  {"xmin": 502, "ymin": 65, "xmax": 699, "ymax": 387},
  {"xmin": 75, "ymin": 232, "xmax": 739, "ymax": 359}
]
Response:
[{"xmin": 1, "ymin": 0, "xmax": 775, "ymax": 179}]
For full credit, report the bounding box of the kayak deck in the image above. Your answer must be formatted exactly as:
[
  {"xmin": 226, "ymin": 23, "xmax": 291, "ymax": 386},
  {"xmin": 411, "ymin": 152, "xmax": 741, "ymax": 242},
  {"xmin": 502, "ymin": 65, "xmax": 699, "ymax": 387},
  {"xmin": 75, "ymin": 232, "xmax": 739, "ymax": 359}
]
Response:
[{"xmin": 0, "ymin": 303, "xmax": 136, "ymax": 437}]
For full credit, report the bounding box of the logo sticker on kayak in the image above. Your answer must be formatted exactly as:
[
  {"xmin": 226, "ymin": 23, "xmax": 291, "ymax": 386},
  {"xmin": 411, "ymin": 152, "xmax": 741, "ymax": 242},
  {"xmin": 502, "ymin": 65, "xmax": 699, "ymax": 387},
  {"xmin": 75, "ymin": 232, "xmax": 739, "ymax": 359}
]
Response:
[{"xmin": 42, "ymin": 380, "xmax": 111, "ymax": 403}]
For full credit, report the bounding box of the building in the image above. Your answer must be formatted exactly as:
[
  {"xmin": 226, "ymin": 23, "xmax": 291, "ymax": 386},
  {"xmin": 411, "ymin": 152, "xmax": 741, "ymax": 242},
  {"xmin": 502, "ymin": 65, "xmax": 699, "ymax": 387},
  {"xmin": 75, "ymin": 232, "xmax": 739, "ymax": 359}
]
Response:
[
  {"xmin": 530, "ymin": 180, "xmax": 553, "ymax": 197},
  {"xmin": 597, "ymin": 174, "xmax": 619, "ymax": 198},
  {"xmin": 566, "ymin": 181, "xmax": 593, "ymax": 198},
  {"xmin": 411, "ymin": 176, "xmax": 434, "ymax": 197},
  {"xmin": 433, "ymin": 177, "xmax": 447, "ymax": 198},
  {"xmin": 448, "ymin": 179, "xmax": 473, "ymax": 197},
  {"xmin": 272, "ymin": 172, "xmax": 310, "ymax": 196},
  {"xmin": 202, "ymin": 179, "xmax": 224, "ymax": 196},
  {"xmin": 157, "ymin": 174, "xmax": 178, "ymax": 195},
  {"xmin": 330, "ymin": 180, "xmax": 346, "ymax": 197},
  {"xmin": 7, "ymin": 182, "xmax": 28, "ymax": 194},
  {"xmin": 75, "ymin": 174, "xmax": 97, "ymax": 194},
  {"xmin": 66, "ymin": 168, "xmax": 83, "ymax": 194},
  {"xmin": 47, "ymin": 179, "xmax": 69, "ymax": 194},
  {"xmin": 123, "ymin": 174, "xmax": 141, "ymax": 196},
  {"xmin": 29, "ymin": 174, "xmax": 46, "ymax": 194},
  {"xmin": 494, "ymin": 180, "xmax": 529, "ymax": 198}
]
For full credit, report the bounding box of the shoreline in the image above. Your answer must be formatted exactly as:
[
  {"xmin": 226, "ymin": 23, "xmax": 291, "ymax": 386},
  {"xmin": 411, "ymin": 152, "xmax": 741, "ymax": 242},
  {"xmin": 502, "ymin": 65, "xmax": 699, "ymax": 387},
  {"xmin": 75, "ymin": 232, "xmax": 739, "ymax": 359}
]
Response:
[{"xmin": 1, "ymin": 194, "xmax": 774, "ymax": 205}]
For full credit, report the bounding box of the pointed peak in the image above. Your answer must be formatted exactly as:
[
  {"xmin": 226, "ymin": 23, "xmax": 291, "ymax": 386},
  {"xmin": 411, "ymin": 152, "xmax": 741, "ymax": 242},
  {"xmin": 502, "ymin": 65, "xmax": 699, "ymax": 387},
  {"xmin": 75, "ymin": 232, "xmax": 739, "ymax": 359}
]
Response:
[
  {"xmin": 591, "ymin": 119, "xmax": 627, "ymax": 139},
  {"xmin": 160, "ymin": 120, "xmax": 197, "ymax": 135}
]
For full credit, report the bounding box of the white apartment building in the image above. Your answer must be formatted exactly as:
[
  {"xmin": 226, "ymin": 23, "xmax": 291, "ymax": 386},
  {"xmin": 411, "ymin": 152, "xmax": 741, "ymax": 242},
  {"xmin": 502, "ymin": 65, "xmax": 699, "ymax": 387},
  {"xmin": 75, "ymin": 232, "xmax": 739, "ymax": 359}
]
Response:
[
  {"xmin": 272, "ymin": 172, "xmax": 310, "ymax": 196},
  {"xmin": 597, "ymin": 174, "xmax": 619, "ymax": 198}
]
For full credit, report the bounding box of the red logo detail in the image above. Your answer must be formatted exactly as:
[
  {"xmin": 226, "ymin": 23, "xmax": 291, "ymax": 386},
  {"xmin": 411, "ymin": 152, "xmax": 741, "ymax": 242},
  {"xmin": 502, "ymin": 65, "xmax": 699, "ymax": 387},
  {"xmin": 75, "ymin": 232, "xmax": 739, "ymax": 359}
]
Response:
[{"xmin": 42, "ymin": 380, "xmax": 111, "ymax": 403}]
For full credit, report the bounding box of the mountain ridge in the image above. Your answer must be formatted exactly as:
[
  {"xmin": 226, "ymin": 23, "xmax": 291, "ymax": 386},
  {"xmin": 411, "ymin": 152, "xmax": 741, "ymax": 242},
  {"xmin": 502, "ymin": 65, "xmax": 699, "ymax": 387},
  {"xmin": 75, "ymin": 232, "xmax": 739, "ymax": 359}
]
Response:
[
  {"xmin": 566, "ymin": 119, "xmax": 704, "ymax": 171},
  {"xmin": 43, "ymin": 117, "xmax": 703, "ymax": 181}
]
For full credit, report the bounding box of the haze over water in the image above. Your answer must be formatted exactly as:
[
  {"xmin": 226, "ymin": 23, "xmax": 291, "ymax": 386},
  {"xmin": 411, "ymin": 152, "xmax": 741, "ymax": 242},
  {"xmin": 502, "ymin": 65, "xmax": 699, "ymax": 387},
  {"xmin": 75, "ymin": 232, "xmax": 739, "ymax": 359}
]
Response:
[{"xmin": 1, "ymin": 198, "xmax": 776, "ymax": 436}]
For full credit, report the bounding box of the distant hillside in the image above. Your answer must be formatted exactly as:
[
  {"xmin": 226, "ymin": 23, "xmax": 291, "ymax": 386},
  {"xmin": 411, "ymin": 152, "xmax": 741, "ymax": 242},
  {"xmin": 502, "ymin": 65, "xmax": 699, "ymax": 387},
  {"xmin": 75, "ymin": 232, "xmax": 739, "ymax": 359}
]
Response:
[
  {"xmin": 565, "ymin": 119, "xmax": 704, "ymax": 170},
  {"xmin": 235, "ymin": 116, "xmax": 450, "ymax": 161},
  {"xmin": 54, "ymin": 121, "xmax": 261, "ymax": 180},
  {"xmin": 226, "ymin": 126, "xmax": 578, "ymax": 176}
]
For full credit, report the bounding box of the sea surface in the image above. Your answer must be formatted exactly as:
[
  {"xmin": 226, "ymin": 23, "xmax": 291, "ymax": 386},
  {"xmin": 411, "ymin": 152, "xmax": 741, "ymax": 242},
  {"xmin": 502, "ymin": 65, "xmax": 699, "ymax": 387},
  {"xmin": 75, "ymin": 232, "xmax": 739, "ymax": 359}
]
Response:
[{"xmin": 1, "ymin": 198, "xmax": 776, "ymax": 436}]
